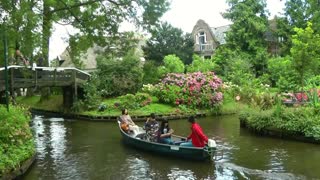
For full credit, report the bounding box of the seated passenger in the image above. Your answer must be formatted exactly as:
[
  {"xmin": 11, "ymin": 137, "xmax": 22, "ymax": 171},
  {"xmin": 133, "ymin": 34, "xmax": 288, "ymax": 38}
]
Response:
[
  {"xmin": 158, "ymin": 119, "xmax": 174, "ymax": 144},
  {"xmin": 120, "ymin": 109, "xmax": 140, "ymax": 135},
  {"xmin": 144, "ymin": 113, "xmax": 159, "ymax": 142},
  {"xmin": 180, "ymin": 116, "xmax": 208, "ymax": 147}
]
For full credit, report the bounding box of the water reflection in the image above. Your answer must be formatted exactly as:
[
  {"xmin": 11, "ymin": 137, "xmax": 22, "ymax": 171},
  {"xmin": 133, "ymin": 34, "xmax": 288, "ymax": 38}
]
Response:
[
  {"xmin": 24, "ymin": 115, "xmax": 320, "ymax": 180},
  {"xmin": 49, "ymin": 118, "xmax": 66, "ymax": 163},
  {"xmin": 32, "ymin": 115, "xmax": 46, "ymax": 159},
  {"xmin": 268, "ymin": 149, "xmax": 288, "ymax": 172}
]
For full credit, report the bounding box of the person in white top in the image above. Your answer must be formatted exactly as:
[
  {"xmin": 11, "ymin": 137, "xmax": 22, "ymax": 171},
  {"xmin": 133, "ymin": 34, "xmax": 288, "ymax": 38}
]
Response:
[{"xmin": 120, "ymin": 109, "xmax": 140, "ymax": 135}]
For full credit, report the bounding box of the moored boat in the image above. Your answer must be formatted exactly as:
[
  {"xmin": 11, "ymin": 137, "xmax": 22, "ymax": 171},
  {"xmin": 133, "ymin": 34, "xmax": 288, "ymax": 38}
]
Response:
[{"xmin": 118, "ymin": 122, "xmax": 217, "ymax": 161}]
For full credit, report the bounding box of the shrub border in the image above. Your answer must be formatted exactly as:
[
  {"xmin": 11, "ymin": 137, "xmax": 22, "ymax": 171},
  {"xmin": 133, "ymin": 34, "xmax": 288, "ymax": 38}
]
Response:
[
  {"xmin": 240, "ymin": 118, "xmax": 320, "ymax": 144},
  {"xmin": 1, "ymin": 153, "xmax": 36, "ymax": 179}
]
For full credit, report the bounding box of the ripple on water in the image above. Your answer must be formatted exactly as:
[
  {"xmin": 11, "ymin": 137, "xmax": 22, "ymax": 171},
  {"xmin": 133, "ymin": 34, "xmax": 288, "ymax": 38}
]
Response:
[
  {"xmin": 167, "ymin": 168, "xmax": 196, "ymax": 180},
  {"xmin": 215, "ymin": 162, "xmax": 307, "ymax": 180}
]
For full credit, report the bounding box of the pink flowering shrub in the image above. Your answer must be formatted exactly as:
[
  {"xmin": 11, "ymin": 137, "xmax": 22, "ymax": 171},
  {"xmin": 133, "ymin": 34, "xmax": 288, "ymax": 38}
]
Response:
[{"xmin": 152, "ymin": 72, "xmax": 223, "ymax": 108}]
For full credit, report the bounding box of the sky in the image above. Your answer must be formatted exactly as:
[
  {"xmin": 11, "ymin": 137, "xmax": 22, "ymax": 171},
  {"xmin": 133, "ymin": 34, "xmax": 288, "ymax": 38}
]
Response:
[{"xmin": 49, "ymin": 0, "xmax": 285, "ymax": 60}]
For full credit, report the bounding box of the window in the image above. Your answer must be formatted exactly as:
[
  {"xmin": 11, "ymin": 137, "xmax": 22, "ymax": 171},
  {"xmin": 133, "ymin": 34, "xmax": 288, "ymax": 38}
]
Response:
[{"xmin": 199, "ymin": 31, "xmax": 207, "ymax": 44}]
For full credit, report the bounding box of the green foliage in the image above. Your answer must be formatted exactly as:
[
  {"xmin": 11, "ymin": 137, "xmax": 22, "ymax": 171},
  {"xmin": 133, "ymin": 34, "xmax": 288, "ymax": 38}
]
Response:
[
  {"xmin": 115, "ymin": 93, "xmax": 152, "ymax": 110},
  {"xmin": 276, "ymin": 0, "xmax": 320, "ymax": 56},
  {"xmin": 223, "ymin": 0, "xmax": 269, "ymax": 76},
  {"xmin": 0, "ymin": 0, "xmax": 170, "ymax": 65},
  {"xmin": 96, "ymin": 49, "xmax": 144, "ymax": 97},
  {"xmin": 80, "ymin": 74, "xmax": 101, "ymax": 110},
  {"xmin": 0, "ymin": 105, "xmax": 35, "ymax": 175},
  {"xmin": 158, "ymin": 54, "xmax": 185, "ymax": 76},
  {"xmin": 267, "ymin": 56, "xmax": 299, "ymax": 91},
  {"xmin": 224, "ymin": 53, "xmax": 255, "ymax": 85},
  {"xmin": 241, "ymin": 106, "xmax": 320, "ymax": 140},
  {"xmin": 142, "ymin": 61, "xmax": 161, "ymax": 84},
  {"xmin": 143, "ymin": 22, "xmax": 194, "ymax": 64},
  {"xmin": 187, "ymin": 55, "xmax": 216, "ymax": 73},
  {"xmin": 291, "ymin": 22, "xmax": 320, "ymax": 89}
]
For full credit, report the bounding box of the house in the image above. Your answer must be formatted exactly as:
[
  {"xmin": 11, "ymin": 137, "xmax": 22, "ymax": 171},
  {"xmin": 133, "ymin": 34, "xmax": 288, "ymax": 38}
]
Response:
[
  {"xmin": 192, "ymin": 19, "xmax": 230, "ymax": 59},
  {"xmin": 191, "ymin": 19, "xmax": 280, "ymax": 58},
  {"xmin": 56, "ymin": 33, "xmax": 146, "ymax": 71}
]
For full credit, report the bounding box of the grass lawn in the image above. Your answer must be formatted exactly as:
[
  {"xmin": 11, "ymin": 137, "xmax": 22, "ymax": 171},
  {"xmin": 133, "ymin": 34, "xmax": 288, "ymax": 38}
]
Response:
[
  {"xmin": 17, "ymin": 95, "xmax": 184, "ymax": 116},
  {"xmin": 16, "ymin": 95, "xmax": 63, "ymax": 112},
  {"xmin": 16, "ymin": 95, "xmax": 242, "ymax": 116}
]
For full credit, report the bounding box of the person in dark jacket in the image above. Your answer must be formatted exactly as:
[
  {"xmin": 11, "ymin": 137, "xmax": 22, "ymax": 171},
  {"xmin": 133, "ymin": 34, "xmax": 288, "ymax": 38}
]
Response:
[
  {"xmin": 180, "ymin": 116, "xmax": 208, "ymax": 147},
  {"xmin": 158, "ymin": 119, "xmax": 174, "ymax": 144},
  {"xmin": 144, "ymin": 113, "xmax": 159, "ymax": 142}
]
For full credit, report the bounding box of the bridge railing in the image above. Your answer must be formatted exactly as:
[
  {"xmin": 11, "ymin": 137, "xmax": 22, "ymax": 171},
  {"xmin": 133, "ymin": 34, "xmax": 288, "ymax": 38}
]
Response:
[{"xmin": 0, "ymin": 66, "xmax": 90, "ymax": 91}]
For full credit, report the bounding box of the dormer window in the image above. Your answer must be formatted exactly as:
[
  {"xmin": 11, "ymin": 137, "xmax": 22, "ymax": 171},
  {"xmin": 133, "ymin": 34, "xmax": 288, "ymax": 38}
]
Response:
[
  {"xmin": 196, "ymin": 31, "xmax": 207, "ymax": 44},
  {"xmin": 199, "ymin": 31, "xmax": 207, "ymax": 44}
]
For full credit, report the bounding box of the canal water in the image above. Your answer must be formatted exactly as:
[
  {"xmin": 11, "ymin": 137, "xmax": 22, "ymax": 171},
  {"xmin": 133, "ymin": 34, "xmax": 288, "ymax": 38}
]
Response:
[{"xmin": 23, "ymin": 114, "xmax": 320, "ymax": 180}]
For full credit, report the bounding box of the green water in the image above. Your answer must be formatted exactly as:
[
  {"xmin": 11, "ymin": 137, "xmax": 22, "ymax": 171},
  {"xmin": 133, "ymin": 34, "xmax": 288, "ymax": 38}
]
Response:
[{"xmin": 23, "ymin": 115, "xmax": 320, "ymax": 179}]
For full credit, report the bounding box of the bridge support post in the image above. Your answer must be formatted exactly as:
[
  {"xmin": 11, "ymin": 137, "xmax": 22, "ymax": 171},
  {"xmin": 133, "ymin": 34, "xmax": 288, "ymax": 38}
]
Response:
[{"xmin": 62, "ymin": 86, "xmax": 74, "ymax": 109}]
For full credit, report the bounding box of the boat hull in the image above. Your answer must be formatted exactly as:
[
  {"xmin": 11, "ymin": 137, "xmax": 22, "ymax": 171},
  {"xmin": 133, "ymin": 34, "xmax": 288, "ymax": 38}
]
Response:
[{"xmin": 119, "ymin": 126, "xmax": 215, "ymax": 161}]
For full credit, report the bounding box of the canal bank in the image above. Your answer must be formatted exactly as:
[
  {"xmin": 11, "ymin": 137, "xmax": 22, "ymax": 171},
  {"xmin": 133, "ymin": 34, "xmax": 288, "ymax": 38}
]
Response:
[
  {"xmin": 0, "ymin": 105, "xmax": 36, "ymax": 179},
  {"xmin": 23, "ymin": 114, "xmax": 320, "ymax": 179},
  {"xmin": 239, "ymin": 106, "xmax": 320, "ymax": 144},
  {"xmin": 16, "ymin": 95, "xmax": 242, "ymax": 121}
]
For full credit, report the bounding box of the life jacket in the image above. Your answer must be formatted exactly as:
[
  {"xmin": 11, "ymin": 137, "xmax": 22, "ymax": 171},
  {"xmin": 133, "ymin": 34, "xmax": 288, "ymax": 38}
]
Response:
[{"xmin": 121, "ymin": 122, "xmax": 129, "ymax": 132}]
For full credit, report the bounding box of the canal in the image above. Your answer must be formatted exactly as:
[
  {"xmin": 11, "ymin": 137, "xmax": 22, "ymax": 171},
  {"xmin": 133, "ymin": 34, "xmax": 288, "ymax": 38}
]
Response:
[{"xmin": 23, "ymin": 114, "xmax": 320, "ymax": 179}]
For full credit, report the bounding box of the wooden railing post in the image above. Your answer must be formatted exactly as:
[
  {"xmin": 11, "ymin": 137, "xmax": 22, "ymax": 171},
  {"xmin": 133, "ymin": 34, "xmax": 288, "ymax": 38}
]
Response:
[
  {"xmin": 73, "ymin": 70, "xmax": 77, "ymax": 102},
  {"xmin": 54, "ymin": 68, "xmax": 57, "ymax": 86},
  {"xmin": 10, "ymin": 68, "xmax": 14, "ymax": 97},
  {"xmin": 35, "ymin": 69, "xmax": 38, "ymax": 87}
]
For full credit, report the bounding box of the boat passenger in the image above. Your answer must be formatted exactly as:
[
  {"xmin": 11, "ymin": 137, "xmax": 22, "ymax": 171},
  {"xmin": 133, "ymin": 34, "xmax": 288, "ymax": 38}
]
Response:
[
  {"xmin": 158, "ymin": 119, "xmax": 174, "ymax": 144},
  {"xmin": 180, "ymin": 116, "xmax": 208, "ymax": 147},
  {"xmin": 120, "ymin": 109, "xmax": 140, "ymax": 135},
  {"xmin": 144, "ymin": 113, "xmax": 159, "ymax": 142}
]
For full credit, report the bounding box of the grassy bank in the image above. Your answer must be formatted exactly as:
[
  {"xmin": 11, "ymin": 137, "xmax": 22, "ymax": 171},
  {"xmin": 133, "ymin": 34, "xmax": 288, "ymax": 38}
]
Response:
[
  {"xmin": 0, "ymin": 105, "xmax": 35, "ymax": 176},
  {"xmin": 17, "ymin": 95, "xmax": 186, "ymax": 116},
  {"xmin": 17, "ymin": 95, "xmax": 243, "ymax": 116},
  {"xmin": 240, "ymin": 106, "xmax": 320, "ymax": 141}
]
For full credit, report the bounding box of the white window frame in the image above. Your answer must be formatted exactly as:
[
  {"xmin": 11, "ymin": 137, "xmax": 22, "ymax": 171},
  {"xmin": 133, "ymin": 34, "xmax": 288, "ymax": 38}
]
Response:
[{"xmin": 198, "ymin": 31, "xmax": 207, "ymax": 44}]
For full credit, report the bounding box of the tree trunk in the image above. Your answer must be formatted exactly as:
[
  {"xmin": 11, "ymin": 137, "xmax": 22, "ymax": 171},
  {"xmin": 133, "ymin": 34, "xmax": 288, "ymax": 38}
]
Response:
[
  {"xmin": 40, "ymin": 1, "xmax": 53, "ymax": 100},
  {"xmin": 42, "ymin": 1, "xmax": 52, "ymax": 67}
]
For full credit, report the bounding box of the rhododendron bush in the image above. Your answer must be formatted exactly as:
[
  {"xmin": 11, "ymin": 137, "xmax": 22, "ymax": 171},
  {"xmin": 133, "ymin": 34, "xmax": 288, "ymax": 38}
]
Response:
[{"xmin": 145, "ymin": 72, "xmax": 223, "ymax": 108}]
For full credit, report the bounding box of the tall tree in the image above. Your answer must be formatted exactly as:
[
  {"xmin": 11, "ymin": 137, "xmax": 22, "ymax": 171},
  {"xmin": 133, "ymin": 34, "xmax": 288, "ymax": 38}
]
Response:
[
  {"xmin": 0, "ymin": 0, "xmax": 41, "ymax": 65},
  {"xmin": 143, "ymin": 22, "xmax": 194, "ymax": 65},
  {"xmin": 1, "ymin": 0, "xmax": 170, "ymax": 66},
  {"xmin": 291, "ymin": 22, "xmax": 320, "ymax": 89},
  {"xmin": 277, "ymin": 0, "xmax": 320, "ymax": 56},
  {"xmin": 223, "ymin": 0, "xmax": 269, "ymax": 76}
]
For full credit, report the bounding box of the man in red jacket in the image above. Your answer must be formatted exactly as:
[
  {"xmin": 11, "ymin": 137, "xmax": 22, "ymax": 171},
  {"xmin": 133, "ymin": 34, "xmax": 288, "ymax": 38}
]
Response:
[{"xmin": 180, "ymin": 116, "xmax": 208, "ymax": 147}]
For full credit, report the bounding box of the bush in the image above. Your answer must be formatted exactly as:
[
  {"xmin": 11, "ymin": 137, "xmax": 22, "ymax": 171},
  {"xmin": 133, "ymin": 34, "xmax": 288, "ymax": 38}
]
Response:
[
  {"xmin": 96, "ymin": 49, "xmax": 144, "ymax": 97},
  {"xmin": 114, "ymin": 93, "xmax": 152, "ymax": 110},
  {"xmin": 151, "ymin": 72, "xmax": 223, "ymax": 109},
  {"xmin": 142, "ymin": 61, "xmax": 161, "ymax": 84},
  {"xmin": 187, "ymin": 54, "xmax": 216, "ymax": 73},
  {"xmin": 158, "ymin": 54, "xmax": 185, "ymax": 76},
  {"xmin": 80, "ymin": 73, "xmax": 101, "ymax": 111},
  {"xmin": 267, "ymin": 56, "xmax": 299, "ymax": 91},
  {"xmin": 241, "ymin": 106, "xmax": 320, "ymax": 140},
  {"xmin": 0, "ymin": 105, "xmax": 35, "ymax": 175}
]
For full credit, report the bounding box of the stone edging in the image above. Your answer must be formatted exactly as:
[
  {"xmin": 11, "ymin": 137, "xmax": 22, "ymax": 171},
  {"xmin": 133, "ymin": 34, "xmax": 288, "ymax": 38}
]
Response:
[
  {"xmin": 30, "ymin": 108, "xmax": 206, "ymax": 122},
  {"xmin": 240, "ymin": 118, "xmax": 320, "ymax": 144},
  {"xmin": 0, "ymin": 154, "xmax": 36, "ymax": 180}
]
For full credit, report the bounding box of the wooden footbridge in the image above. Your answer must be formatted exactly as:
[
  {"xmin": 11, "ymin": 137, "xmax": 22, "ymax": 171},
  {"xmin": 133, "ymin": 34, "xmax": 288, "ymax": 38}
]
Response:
[{"xmin": 0, "ymin": 66, "xmax": 91, "ymax": 108}]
